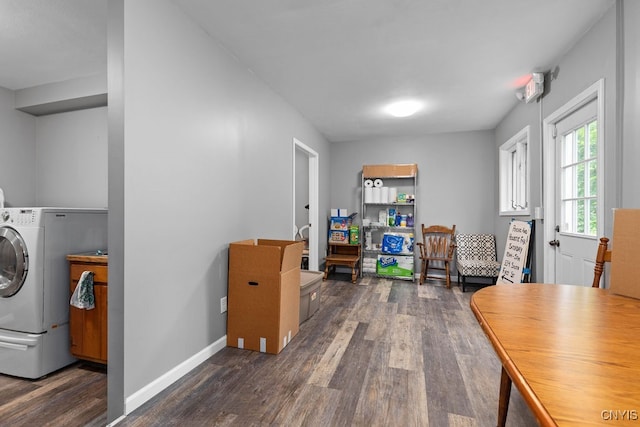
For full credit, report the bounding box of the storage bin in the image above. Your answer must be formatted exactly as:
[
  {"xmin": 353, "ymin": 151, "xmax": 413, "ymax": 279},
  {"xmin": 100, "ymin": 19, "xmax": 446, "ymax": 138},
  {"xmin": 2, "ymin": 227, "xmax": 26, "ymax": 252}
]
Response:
[{"xmin": 299, "ymin": 270, "xmax": 323, "ymax": 324}]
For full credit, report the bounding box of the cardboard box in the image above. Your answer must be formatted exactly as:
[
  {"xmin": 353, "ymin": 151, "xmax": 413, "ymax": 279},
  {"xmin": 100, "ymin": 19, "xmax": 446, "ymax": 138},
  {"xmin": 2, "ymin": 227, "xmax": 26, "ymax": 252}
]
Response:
[
  {"xmin": 362, "ymin": 163, "xmax": 418, "ymax": 178},
  {"xmin": 331, "ymin": 208, "xmax": 349, "ymax": 217},
  {"xmin": 377, "ymin": 254, "xmax": 414, "ymax": 278},
  {"xmin": 330, "ymin": 217, "xmax": 351, "ymax": 230},
  {"xmin": 609, "ymin": 209, "xmax": 640, "ymax": 299},
  {"xmin": 349, "ymin": 226, "xmax": 359, "ymax": 244},
  {"xmin": 329, "ymin": 229, "xmax": 349, "ymax": 243},
  {"xmin": 227, "ymin": 239, "xmax": 304, "ymax": 354}
]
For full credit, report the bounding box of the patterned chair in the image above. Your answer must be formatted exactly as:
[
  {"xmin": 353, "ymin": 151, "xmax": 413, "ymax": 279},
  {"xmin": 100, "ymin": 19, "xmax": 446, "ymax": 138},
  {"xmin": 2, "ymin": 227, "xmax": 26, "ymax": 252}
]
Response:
[{"xmin": 455, "ymin": 233, "xmax": 501, "ymax": 292}]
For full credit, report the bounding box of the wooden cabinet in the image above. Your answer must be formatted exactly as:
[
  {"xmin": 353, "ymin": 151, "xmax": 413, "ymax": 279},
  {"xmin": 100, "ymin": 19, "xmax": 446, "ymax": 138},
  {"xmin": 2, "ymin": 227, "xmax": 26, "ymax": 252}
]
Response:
[{"xmin": 67, "ymin": 253, "xmax": 108, "ymax": 364}]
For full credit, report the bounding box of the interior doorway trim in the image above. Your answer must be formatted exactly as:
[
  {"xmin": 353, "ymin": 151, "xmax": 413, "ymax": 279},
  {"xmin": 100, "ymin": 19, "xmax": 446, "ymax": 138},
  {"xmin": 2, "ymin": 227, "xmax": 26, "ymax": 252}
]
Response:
[
  {"xmin": 542, "ymin": 78, "xmax": 604, "ymax": 283},
  {"xmin": 293, "ymin": 138, "xmax": 319, "ymax": 271}
]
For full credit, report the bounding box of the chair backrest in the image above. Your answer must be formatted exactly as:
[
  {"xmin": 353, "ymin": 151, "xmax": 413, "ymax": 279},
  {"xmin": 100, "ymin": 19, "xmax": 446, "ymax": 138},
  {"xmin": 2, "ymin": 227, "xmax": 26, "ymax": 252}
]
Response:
[
  {"xmin": 592, "ymin": 236, "xmax": 612, "ymax": 288},
  {"xmin": 420, "ymin": 224, "xmax": 456, "ymax": 260},
  {"xmin": 456, "ymin": 233, "xmax": 498, "ymax": 261}
]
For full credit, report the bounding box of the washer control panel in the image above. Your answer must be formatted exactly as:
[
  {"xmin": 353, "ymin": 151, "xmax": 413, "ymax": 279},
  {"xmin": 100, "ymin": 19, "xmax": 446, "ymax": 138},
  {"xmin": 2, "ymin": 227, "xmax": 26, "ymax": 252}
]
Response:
[{"xmin": 0, "ymin": 209, "xmax": 39, "ymax": 226}]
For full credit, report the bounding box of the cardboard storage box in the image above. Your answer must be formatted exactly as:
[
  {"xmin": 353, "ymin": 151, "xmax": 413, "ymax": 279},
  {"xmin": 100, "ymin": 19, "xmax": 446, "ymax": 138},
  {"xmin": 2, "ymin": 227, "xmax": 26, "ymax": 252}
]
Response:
[
  {"xmin": 609, "ymin": 209, "xmax": 640, "ymax": 299},
  {"xmin": 330, "ymin": 216, "xmax": 352, "ymax": 230},
  {"xmin": 329, "ymin": 229, "xmax": 349, "ymax": 243},
  {"xmin": 228, "ymin": 239, "xmax": 304, "ymax": 354},
  {"xmin": 300, "ymin": 270, "xmax": 323, "ymax": 324},
  {"xmin": 362, "ymin": 163, "xmax": 418, "ymax": 178}
]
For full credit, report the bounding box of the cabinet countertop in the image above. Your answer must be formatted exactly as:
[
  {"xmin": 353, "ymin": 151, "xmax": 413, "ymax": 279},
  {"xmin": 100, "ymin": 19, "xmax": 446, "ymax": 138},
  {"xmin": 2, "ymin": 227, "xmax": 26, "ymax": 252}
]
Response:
[{"xmin": 67, "ymin": 252, "xmax": 108, "ymax": 264}]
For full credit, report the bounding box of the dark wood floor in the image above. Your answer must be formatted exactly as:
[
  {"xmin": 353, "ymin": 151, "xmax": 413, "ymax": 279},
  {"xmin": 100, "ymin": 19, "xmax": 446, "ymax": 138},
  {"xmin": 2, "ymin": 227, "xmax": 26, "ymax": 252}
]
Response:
[
  {"xmin": 0, "ymin": 275, "xmax": 538, "ymax": 426},
  {"xmin": 0, "ymin": 361, "xmax": 107, "ymax": 426}
]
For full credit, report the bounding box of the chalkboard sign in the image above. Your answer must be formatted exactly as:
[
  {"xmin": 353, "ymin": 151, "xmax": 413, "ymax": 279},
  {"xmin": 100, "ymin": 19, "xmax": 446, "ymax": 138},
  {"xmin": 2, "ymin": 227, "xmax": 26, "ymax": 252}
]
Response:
[{"xmin": 497, "ymin": 220, "xmax": 533, "ymax": 284}]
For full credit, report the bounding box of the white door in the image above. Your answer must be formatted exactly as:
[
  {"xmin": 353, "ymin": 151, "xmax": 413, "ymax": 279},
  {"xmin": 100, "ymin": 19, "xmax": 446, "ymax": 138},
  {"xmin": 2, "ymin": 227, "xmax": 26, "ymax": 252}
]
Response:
[
  {"xmin": 550, "ymin": 98, "xmax": 601, "ymax": 286},
  {"xmin": 292, "ymin": 138, "xmax": 319, "ymax": 271}
]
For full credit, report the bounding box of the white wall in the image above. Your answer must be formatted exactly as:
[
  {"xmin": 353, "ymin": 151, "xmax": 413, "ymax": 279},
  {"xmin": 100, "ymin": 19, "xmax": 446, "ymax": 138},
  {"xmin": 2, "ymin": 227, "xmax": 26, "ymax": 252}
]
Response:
[
  {"xmin": 35, "ymin": 107, "xmax": 108, "ymax": 207},
  {"xmin": 108, "ymin": 0, "xmax": 331, "ymax": 418},
  {"xmin": 0, "ymin": 87, "xmax": 36, "ymax": 207}
]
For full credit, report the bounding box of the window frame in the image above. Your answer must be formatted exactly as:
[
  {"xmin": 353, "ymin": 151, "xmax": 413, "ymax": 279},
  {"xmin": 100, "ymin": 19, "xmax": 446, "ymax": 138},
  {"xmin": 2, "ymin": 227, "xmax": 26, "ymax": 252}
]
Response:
[{"xmin": 499, "ymin": 126, "xmax": 531, "ymax": 216}]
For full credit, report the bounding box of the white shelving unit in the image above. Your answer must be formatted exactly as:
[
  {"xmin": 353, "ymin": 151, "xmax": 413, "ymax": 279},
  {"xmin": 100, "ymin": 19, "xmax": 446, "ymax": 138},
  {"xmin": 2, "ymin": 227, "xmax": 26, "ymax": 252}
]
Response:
[{"xmin": 361, "ymin": 164, "xmax": 418, "ymax": 281}]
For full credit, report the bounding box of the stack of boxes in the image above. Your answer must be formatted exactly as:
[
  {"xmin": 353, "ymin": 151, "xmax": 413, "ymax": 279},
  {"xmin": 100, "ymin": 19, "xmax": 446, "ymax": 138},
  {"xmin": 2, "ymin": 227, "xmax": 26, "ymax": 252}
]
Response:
[{"xmin": 329, "ymin": 209, "xmax": 359, "ymax": 245}]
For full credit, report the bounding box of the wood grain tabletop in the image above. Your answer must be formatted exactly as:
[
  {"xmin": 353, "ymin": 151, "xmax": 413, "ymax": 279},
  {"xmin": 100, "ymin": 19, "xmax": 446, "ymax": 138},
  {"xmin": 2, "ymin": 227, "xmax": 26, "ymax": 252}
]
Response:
[{"xmin": 471, "ymin": 283, "xmax": 640, "ymax": 426}]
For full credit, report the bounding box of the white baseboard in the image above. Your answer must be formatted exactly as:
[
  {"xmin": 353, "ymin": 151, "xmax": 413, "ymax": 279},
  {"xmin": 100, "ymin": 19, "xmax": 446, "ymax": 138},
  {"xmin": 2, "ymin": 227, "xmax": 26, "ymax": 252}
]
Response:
[{"xmin": 123, "ymin": 335, "xmax": 227, "ymax": 416}]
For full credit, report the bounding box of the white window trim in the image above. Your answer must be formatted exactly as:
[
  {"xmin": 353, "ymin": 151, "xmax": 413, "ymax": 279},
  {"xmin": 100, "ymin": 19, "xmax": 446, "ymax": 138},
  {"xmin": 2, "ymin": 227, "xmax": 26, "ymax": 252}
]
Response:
[{"xmin": 499, "ymin": 126, "xmax": 531, "ymax": 216}]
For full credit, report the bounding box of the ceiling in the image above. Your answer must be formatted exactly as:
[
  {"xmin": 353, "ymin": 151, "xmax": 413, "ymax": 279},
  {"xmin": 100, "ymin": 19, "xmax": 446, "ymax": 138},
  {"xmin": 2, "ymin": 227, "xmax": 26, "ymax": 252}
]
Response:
[{"xmin": 0, "ymin": 0, "xmax": 614, "ymax": 142}]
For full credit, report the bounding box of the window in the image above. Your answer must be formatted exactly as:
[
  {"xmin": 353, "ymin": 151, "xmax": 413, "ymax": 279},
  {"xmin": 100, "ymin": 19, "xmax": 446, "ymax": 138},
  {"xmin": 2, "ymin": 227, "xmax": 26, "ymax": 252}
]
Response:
[
  {"xmin": 499, "ymin": 126, "xmax": 530, "ymax": 216},
  {"xmin": 559, "ymin": 118, "xmax": 598, "ymax": 236}
]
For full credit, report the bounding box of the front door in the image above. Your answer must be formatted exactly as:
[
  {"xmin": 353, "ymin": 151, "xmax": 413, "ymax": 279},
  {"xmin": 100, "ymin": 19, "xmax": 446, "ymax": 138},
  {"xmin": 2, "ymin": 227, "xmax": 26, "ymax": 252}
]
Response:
[{"xmin": 549, "ymin": 98, "xmax": 601, "ymax": 286}]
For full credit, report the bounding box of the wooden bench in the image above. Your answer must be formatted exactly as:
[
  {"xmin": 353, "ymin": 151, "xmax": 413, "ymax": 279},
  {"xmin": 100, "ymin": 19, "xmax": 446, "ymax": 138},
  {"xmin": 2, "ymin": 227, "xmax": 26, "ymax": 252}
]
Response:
[{"xmin": 324, "ymin": 242, "xmax": 361, "ymax": 283}]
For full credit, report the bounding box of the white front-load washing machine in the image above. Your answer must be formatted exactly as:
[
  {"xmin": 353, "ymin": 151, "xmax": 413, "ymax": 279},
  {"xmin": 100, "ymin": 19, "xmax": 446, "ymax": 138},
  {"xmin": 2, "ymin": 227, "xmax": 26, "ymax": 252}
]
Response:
[{"xmin": 0, "ymin": 208, "xmax": 107, "ymax": 378}]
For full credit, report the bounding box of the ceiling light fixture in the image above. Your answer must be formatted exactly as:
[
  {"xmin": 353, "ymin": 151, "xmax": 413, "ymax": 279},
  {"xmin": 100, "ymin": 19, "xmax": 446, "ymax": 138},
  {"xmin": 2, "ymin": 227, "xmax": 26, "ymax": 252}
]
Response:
[{"xmin": 384, "ymin": 99, "xmax": 423, "ymax": 118}]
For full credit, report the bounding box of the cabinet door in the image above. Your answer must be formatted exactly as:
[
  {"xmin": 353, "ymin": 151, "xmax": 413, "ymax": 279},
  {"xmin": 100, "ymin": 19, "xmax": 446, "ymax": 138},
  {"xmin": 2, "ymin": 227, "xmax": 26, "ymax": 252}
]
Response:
[
  {"xmin": 69, "ymin": 263, "xmax": 108, "ymax": 364},
  {"xmin": 84, "ymin": 284, "xmax": 107, "ymax": 362}
]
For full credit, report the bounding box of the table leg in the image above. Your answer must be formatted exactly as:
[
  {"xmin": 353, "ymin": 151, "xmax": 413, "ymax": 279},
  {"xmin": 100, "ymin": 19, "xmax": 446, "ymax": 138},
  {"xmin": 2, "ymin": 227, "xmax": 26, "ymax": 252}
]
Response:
[{"xmin": 497, "ymin": 366, "xmax": 512, "ymax": 427}]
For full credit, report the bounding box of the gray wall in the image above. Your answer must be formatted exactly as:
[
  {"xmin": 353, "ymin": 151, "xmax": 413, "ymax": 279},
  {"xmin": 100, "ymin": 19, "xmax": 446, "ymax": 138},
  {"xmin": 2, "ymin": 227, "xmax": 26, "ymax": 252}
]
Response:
[
  {"xmin": 329, "ymin": 130, "xmax": 497, "ymax": 242},
  {"xmin": 0, "ymin": 87, "xmax": 36, "ymax": 207},
  {"xmin": 623, "ymin": 0, "xmax": 640, "ymax": 208},
  {"xmin": 495, "ymin": 3, "xmax": 618, "ymax": 281},
  {"xmin": 0, "ymin": 88, "xmax": 107, "ymax": 209},
  {"xmin": 35, "ymin": 107, "xmax": 108, "ymax": 207},
  {"xmin": 110, "ymin": 0, "xmax": 331, "ymax": 415}
]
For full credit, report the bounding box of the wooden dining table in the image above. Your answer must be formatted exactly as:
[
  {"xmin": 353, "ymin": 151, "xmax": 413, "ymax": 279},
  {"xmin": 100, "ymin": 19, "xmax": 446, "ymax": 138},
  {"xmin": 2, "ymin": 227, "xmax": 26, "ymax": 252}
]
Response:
[{"xmin": 471, "ymin": 283, "xmax": 640, "ymax": 427}]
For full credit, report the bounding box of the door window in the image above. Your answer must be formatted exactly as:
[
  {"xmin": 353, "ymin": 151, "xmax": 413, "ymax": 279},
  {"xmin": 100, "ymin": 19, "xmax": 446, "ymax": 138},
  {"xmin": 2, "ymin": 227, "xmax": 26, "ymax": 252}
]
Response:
[{"xmin": 560, "ymin": 116, "xmax": 598, "ymax": 236}]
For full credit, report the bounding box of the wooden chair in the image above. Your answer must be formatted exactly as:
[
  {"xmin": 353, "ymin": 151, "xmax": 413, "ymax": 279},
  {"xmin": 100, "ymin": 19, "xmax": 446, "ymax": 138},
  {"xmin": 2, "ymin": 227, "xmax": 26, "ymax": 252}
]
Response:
[
  {"xmin": 592, "ymin": 236, "xmax": 611, "ymax": 288},
  {"xmin": 417, "ymin": 224, "xmax": 456, "ymax": 288}
]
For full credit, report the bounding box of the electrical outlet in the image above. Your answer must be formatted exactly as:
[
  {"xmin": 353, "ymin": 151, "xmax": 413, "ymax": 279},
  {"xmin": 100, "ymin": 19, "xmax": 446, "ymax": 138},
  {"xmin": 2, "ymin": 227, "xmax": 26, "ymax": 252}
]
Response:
[{"xmin": 220, "ymin": 296, "xmax": 228, "ymax": 313}]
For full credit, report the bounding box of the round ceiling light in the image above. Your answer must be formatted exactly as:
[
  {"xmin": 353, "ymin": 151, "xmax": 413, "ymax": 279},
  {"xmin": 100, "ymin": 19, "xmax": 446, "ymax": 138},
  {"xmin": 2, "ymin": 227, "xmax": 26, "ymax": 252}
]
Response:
[
  {"xmin": 384, "ymin": 99, "xmax": 424, "ymax": 117},
  {"xmin": 384, "ymin": 99, "xmax": 423, "ymax": 118}
]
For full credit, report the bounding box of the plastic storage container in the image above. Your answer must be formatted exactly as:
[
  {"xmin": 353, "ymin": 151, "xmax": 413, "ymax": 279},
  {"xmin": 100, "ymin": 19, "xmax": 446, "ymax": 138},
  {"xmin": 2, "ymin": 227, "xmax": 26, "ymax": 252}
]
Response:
[{"xmin": 299, "ymin": 270, "xmax": 323, "ymax": 323}]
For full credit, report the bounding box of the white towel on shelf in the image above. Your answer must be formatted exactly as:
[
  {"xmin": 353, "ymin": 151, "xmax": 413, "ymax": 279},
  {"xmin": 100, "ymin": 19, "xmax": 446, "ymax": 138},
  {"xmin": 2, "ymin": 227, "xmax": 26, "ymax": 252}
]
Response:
[{"xmin": 70, "ymin": 271, "xmax": 95, "ymax": 310}]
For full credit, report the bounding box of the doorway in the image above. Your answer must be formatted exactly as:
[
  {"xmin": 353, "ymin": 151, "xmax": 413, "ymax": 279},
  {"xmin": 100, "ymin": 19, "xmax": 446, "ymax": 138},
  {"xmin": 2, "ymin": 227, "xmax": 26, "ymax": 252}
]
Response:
[
  {"xmin": 543, "ymin": 79, "xmax": 604, "ymax": 285},
  {"xmin": 293, "ymin": 138, "xmax": 319, "ymax": 271}
]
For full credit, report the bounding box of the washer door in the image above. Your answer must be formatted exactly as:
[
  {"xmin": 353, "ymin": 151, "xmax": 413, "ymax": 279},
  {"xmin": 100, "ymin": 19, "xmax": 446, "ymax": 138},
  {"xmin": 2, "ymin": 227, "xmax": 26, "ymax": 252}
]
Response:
[{"xmin": 0, "ymin": 227, "xmax": 28, "ymax": 297}]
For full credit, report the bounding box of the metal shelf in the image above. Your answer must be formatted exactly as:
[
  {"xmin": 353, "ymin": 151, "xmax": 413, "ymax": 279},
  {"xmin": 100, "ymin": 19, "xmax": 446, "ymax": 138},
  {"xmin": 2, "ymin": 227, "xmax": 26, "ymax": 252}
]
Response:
[
  {"xmin": 363, "ymin": 249, "xmax": 414, "ymax": 256},
  {"xmin": 361, "ymin": 164, "xmax": 417, "ymax": 282},
  {"xmin": 363, "ymin": 225, "xmax": 415, "ymax": 231},
  {"xmin": 363, "ymin": 202, "xmax": 415, "ymax": 207},
  {"xmin": 361, "ymin": 271, "xmax": 415, "ymax": 281}
]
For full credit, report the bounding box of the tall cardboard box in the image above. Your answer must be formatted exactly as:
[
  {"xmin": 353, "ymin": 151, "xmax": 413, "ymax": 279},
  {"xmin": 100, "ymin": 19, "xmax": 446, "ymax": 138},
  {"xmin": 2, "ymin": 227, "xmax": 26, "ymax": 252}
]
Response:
[
  {"xmin": 609, "ymin": 209, "xmax": 640, "ymax": 299},
  {"xmin": 227, "ymin": 239, "xmax": 304, "ymax": 354}
]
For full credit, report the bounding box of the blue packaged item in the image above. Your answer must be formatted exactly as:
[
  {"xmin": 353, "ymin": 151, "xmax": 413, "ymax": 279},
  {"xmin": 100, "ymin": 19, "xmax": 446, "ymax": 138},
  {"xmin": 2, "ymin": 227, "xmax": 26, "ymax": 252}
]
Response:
[{"xmin": 382, "ymin": 233, "xmax": 404, "ymax": 254}]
